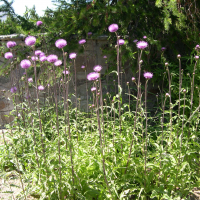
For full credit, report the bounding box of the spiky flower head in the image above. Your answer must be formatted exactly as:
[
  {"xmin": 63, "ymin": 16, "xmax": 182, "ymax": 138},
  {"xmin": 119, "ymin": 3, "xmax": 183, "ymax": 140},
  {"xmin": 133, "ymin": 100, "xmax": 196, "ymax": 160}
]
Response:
[
  {"xmin": 69, "ymin": 53, "xmax": 77, "ymax": 59},
  {"xmin": 31, "ymin": 56, "xmax": 38, "ymax": 61},
  {"xmin": 7, "ymin": 41, "xmax": 16, "ymax": 48},
  {"xmin": 161, "ymin": 47, "xmax": 166, "ymax": 51},
  {"xmin": 87, "ymin": 72, "xmax": 100, "ymax": 81},
  {"xmin": 47, "ymin": 54, "xmax": 58, "ymax": 63},
  {"xmin": 195, "ymin": 55, "xmax": 199, "ymax": 60},
  {"xmin": 4, "ymin": 52, "xmax": 13, "ymax": 59},
  {"xmin": 118, "ymin": 39, "xmax": 125, "ymax": 45},
  {"xmin": 28, "ymin": 78, "xmax": 33, "ymax": 82},
  {"xmin": 143, "ymin": 36, "xmax": 147, "ymax": 39},
  {"xmin": 108, "ymin": 24, "xmax": 118, "ymax": 32},
  {"xmin": 132, "ymin": 77, "xmax": 135, "ymax": 82},
  {"xmin": 93, "ymin": 65, "xmax": 102, "ymax": 72},
  {"xmin": 55, "ymin": 39, "xmax": 67, "ymax": 49},
  {"xmin": 81, "ymin": 65, "xmax": 85, "ymax": 69},
  {"xmin": 38, "ymin": 85, "xmax": 45, "ymax": 90},
  {"xmin": 136, "ymin": 41, "xmax": 148, "ymax": 49},
  {"xmin": 40, "ymin": 56, "xmax": 47, "ymax": 62},
  {"xmin": 133, "ymin": 39, "xmax": 138, "ymax": 43},
  {"xmin": 25, "ymin": 36, "xmax": 36, "ymax": 46},
  {"xmin": 35, "ymin": 50, "xmax": 42, "ymax": 56},
  {"xmin": 144, "ymin": 72, "xmax": 153, "ymax": 79},
  {"xmin": 79, "ymin": 39, "xmax": 86, "ymax": 45},
  {"xmin": 54, "ymin": 60, "xmax": 62, "ymax": 66},
  {"xmin": 36, "ymin": 21, "xmax": 43, "ymax": 26},
  {"xmin": 20, "ymin": 59, "xmax": 31, "ymax": 69},
  {"xmin": 63, "ymin": 70, "xmax": 70, "ymax": 74},
  {"xmin": 91, "ymin": 87, "xmax": 96, "ymax": 92},
  {"xmin": 103, "ymin": 55, "xmax": 107, "ymax": 59},
  {"xmin": 10, "ymin": 87, "xmax": 17, "ymax": 93}
]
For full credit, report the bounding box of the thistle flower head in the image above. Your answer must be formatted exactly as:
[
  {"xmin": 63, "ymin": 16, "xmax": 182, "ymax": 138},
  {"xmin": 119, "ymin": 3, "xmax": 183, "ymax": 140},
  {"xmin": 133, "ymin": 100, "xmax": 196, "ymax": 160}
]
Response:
[
  {"xmin": 118, "ymin": 39, "xmax": 125, "ymax": 45},
  {"xmin": 35, "ymin": 50, "xmax": 42, "ymax": 56},
  {"xmin": 91, "ymin": 87, "xmax": 96, "ymax": 92},
  {"xmin": 144, "ymin": 72, "xmax": 153, "ymax": 79},
  {"xmin": 132, "ymin": 77, "xmax": 135, "ymax": 81},
  {"xmin": 161, "ymin": 47, "xmax": 166, "ymax": 51},
  {"xmin": 69, "ymin": 53, "xmax": 76, "ymax": 59},
  {"xmin": 79, "ymin": 39, "xmax": 86, "ymax": 45},
  {"xmin": 108, "ymin": 24, "xmax": 118, "ymax": 32},
  {"xmin": 7, "ymin": 41, "xmax": 16, "ymax": 48},
  {"xmin": 20, "ymin": 59, "xmax": 31, "ymax": 69},
  {"xmin": 36, "ymin": 21, "xmax": 43, "ymax": 26},
  {"xmin": 28, "ymin": 78, "xmax": 33, "ymax": 82},
  {"xmin": 88, "ymin": 32, "xmax": 92, "ymax": 36},
  {"xmin": 133, "ymin": 39, "xmax": 138, "ymax": 43},
  {"xmin": 87, "ymin": 72, "xmax": 100, "ymax": 81},
  {"xmin": 81, "ymin": 65, "xmax": 85, "ymax": 69},
  {"xmin": 93, "ymin": 65, "xmax": 102, "ymax": 72},
  {"xmin": 136, "ymin": 41, "xmax": 148, "ymax": 49},
  {"xmin": 55, "ymin": 39, "xmax": 67, "ymax": 49},
  {"xmin": 4, "ymin": 52, "xmax": 13, "ymax": 59},
  {"xmin": 54, "ymin": 60, "xmax": 62, "ymax": 66},
  {"xmin": 31, "ymin": 56, "xmax": 38, "ymax": 61},
  {"xmin": 195, "ymin": 55, "xmax": 199, "ymax": 60},
  {"xmin": 143, "ymin": 36, "xmax": 147, "ymax": 39},
  {"xmin": 103, "ymin": 55, "xmax": 107, "ymax": 59},
  {"xmin": 47, "ymin": 54, "xmax": 58, "ymax": 63},
  {"xmin": 177, "ymin": 54, "xmax": 181, "ymax": 59},
  {"xmin": 10, "ymin": 87, "xmax": 17, "ymax": 93},
  {"xmin": 38, "ymin": 85, "xmax": 45, "ymax": 90},
  {"xmin": 40, "ymin": 56, "xmax": 47, "ymax": 62},
  {"xmin": 39, "ymin": 52, "xmax": 45, "ymax": 57},
  {"xmin": 25, "ymin": 36, "xmax": 36, "ymax": 46},
  {"xmin": 63, "ymin": 70, "xmax": 70, "ymax": 74}
]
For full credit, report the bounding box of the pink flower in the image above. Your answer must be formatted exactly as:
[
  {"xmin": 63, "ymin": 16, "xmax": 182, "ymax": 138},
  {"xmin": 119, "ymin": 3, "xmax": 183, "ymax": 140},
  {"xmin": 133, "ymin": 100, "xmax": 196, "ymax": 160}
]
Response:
[
  {"xmin": 69, "ymin": 53, "xmax": 76, "ymax": 59},
  {"xmin": 10, "ymin": 87, "xmax": 17, "ymax": 93},
  {"xmin": 20, "ymin": 60, "xmax": 31, "ymax": 69},
  {"xmin": 79, "ymin": 39, "xmax": 86, "ymax": 44},
  {"xmin": 91, "ymin": 87, "xmax": 96, "ymax": 92},
  {"xmin": 136, "ymin": 41, "xmax": 148, "ymax": 49},
  {"xmin": 87, "ymin": 72, "xmax": 100, "ymax": 81},
  {"xmin": 93, "ymin": 65, "xmax": 102, "ymax": 72},
  {"xmin": 55, "ymin": 39, "xmax": 67, "ymax": 49},
  {"xmin": 25, "ymin": 36, "xmax": 36, "ymax": 46},
  {"xmin": 132, "ymin": 77, "xmax": 135, "ymax": 81},
  {"xmin": 161, "ymin": 47, "xmax": 166, "ymax": 51},
  {"xmin": 143, "ymin": 36, "xmax": 147, "ymax": 39},
  {"xmin": 118, "ymin": 39, "xmax": 125, "ymax": 45},
  {"xmin": 143, "ymin": 72, "xmax": 153, "ymax": 79},
  {"xmin": 31, "ymin": 56, "xmax": 38, "ymax": 61},
  {"xmin": 47, "ymin": 54, "xmax": 58, "ymax": 63},
  {"xmin": 4, "ymin": 52, "xmax": 13, "ymax": 59},
  {"xmin": 108, "ymin": 24, "xmax": 118, "ymax": 32},
  {"xmin": 54, "ymin": 60, "xmax": 62, "ymax": 66},
  {"xmin": 38, "ymin": 85, "xmax": 45, "ymax": 90},
  {"xmin": 133, "ymin": 39, "xmax": 138, "ymax": 43},
  {"xmin": 81, "ymin": 66, "xmax": 85, "ymax": 69},
  {"xmin": 36, "ymin": 21, "xmax": 43, "ymax": 26},
  {"xmin": 7, "ymin": 41, "xmax": 16, "ymax": 48},
  {"xmin": 63, "ymin": 70, "xmax": 70, "ymax": 74},
  {"xmin": 40, "ymin": 56, "xmax": 47, "ymax": 62},
  {"xmin": 28, "ymin": 78, "xmax": 33, "ymax": 82},
  {"xmin": 103, "ymin": 55, "xmax": 107, "ymax": 59},
  {"xmin": 35, "ymin": 50, "xmax": 42, "ymax": 56}
]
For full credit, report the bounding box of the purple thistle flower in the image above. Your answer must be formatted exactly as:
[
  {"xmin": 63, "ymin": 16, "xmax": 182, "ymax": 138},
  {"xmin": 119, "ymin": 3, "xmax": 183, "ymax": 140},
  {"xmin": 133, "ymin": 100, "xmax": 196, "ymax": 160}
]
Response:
[
  {"xmin": 161, "ymin": 47, "xmax": 166, "ymax": 51},
  {"xmin": 25, "ymin": 36, "xmax": 36, "ymax": 46},
  {"xmin": 69, "ymin": 53, "xmax": 76, "ymax": 59},
  {"xmin": 137, "ymin": 41, "xmax": 148, "ymax": 49},
  {"xmin": 55, "ymin": 39, "xmax": 67, "ymax": 49},
  {"xmin": 93, "ymin": 65, "xmax": 102, "ymax": 72},
  {"xmin": 7, "ymin": 41, "xmax": 16, "ymax": 48},
  {"xmin": 81, "ymin": 65, "xmax": 85, "ymax": 69},
  {"xmin": 133, "ymin": 39, "xmax": 138, "ymax": 43},
  {"xmin": 39, "ymin": 52, "xmax": 45, "ymax": 57},
  {"xmin": 63, "ymin": 70, "xmax": 70, "ymax": 74},
  {"xmin": 144, "ymin": 72, "xmax": 153, "ymax": 79},
  {"xmin": 195, "ymin": 55, "xmax": 199, "ymax": 60},
  {"xmin": 4, "ymin": 52, "xmax": 13, "ymax": 59},
  {"xmin": 143, "ymin": 36, "xmax": 147, "ymax": 39},
  {"xmin": 132, "ymin": 77, "xmax": 136, "ymax": 81},
  {"xmin": 20, "ymin": 59, "xmax": 31, "ymax": 69},
  {"xmin": 38, "ymin": 85, "xmax": 45, "ymax": 90},
  {"xmin": 35, "ymin": 50, "xmax": 42, "ymax": 56},
  {"xmin": 54, "ymin": 60, "xmax": 62, "ymax": 66},
  {"xmin": 40, "ymin": 56, "xmax": 47, "ymax": 62},
  {"xmin": 31, "ymin": 56, "xmax": 38, "ymax": 61},
  {"xmin": 10, "ymin": 87, "xmax": 17, "ymax": 93},
  {"xmin": 118, "ymin": 39, "xmax": 125, "ymax": 45},
  {"xmin": 87, "ymin": 72, "xmax": 100, "ymax": 81},
  {"xmin": 108, "ymin": 24, "xmax": 118, "ymax": 32},
  {"xmin": 195, "ymin": 44, "xmax": 200, "ymax": 50},
  {"xmin": 28, "ymin": 78, "xmax": 33, "ymax": 82},
  {"xmin": 47, "ymin": 54, "xmax": 58, "ymax": 63},
  {"xmin": 79, "ymin": 39, "xmax": 86, "ymax": 45},
  {"xmin": 36, "ymin": 21, "xmax": 43, "ymax": 26},
  {"xmin": 23, "ymin": 72, "xmax": 26, "ymax": 75},
  {"xmin": 88, "ymin": 32, "xmax": 92, "ymax": 36},
  {"xmin": 91, "ymin": 87, "xmax": 96, "ymax": 92},
  {"xmin": 103, "ymin": 55, "xmax": 107, "ymax": 59}
]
